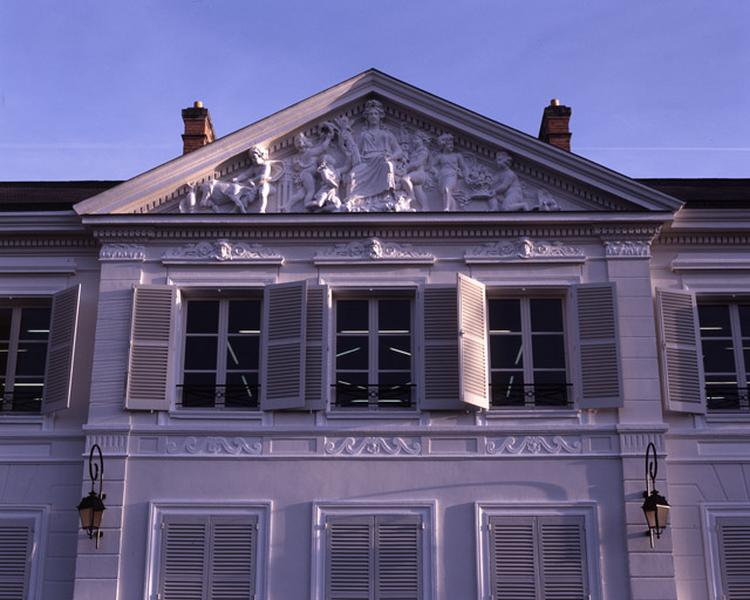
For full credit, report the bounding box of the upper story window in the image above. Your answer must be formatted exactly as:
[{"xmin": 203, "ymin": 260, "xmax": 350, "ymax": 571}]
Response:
[
  {"xmin": 698, "ymin": 301, "xmax": 750, "ymax": 411},
  {"xmin": 180, "ymin": 297, "xmax": 261, "ymax": 410},
  {"xmin": 488, "ymin": 297, "xmax": 569, "ymax": 409},
  {"xmin": 333, "ymin": 296, "xmax": 414, "ymax": 410},
  {"xmin": 0, "ymin": 302, "xmax": 51, "ymax": 413}
]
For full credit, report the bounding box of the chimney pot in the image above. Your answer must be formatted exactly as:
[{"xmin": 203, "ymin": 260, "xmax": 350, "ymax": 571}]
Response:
[
  {"xmin": 193, "ymin": 100, "xmax": 203, "ymax": 108},
  {"xmin": 181, "ymin": 102, "xmax": 215, "ymax": 154},
  {"xmin": 538, "ymin": 99, "xmax": 572, "ymax": 152}
]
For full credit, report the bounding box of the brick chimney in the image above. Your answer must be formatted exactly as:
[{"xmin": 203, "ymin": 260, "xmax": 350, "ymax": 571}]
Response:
[
  {"xmin": 181, "ymin": 101, "xmax": 215, "ymax": 154},
  {"xmin": 538, "ymin": 98, "xmax": 572, "ymax": 152}
]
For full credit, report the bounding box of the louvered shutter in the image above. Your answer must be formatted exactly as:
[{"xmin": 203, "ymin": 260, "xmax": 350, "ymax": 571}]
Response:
[
  {"xmin": 656, "ymin": 288, "xmax": 706, "ymax": 414},
  {"xmin": 0, "ymin": 520, "xmax": 33, "ymax": 600},
  {"xmin": 125, "ymin": 285, "xmax": 176, "ymax": 410},
  {"xmin": 489, "ymin": 517, "xmax": 538, "ymax": 600},
  {"xmin": 375, "ymin": 515, "xmax": 422, "ymax": 600},
  {"xmin": 538, "ymin": 516, "xmax": 588, "ymax": 600},
  {"xmin": 717, "ymin": 516, "xmax": 750, "ymax": 600},
  {"xmin": 305, "ymin": 285, "xmax": 327, "ymax": 411},
  {"xmin": 326, "ymin": 516, "xmax": 373, "ymax": 600},
  {"xmin": 209, "ymin": 516, "xmax": 257, "ymax": 600},
  {"xmin": 421, "ymin": 286, "xmax": 461, "ymax": 410},
  {"xmin": 159, "ymin": 516, "xmax": 209, "ymax": 600},
  {"xmin": 573, "ymin": 283, "xmax": 623, "ymax": 408},
  {"xmin": 41, "ymin": 284, "xmax": 81, "ymax": 413},
  {"xmin": 261, "ymin": 280, "xmax": 307, "ymax": 410},
  {"xmin": 457, "ymin": 274, "xmax": 489, "ymax": 409}
]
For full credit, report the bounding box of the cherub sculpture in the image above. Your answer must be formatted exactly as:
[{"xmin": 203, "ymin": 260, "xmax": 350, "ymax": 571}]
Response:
[{"xmin": 290, "ymin": 124, "xmax": 336, "ymax": 207}]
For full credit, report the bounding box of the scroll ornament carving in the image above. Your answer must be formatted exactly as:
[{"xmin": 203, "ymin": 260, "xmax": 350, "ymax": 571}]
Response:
[
  {"xmin": 317, "ymin": 237, "xmax": 433, "ymax": 261},
  {"xmin": 604, "ymin": 240, "xmax": 651, "ymax": 258},
  {"xmin": 162, "ymin": 239, "xmax": 282, "ymax": 262},
  {"xmin": 99, "ymin": 243, "xmax": 146, "ymax": 261},
  {"xmin": 486, "ymin": 435, "xmax": 582, "ymax": 455},
  {"xmin": 166, "ymin": 436, "xmax": 262, "ymax": 456},
  {"xmin": 324, "ymin": 436, "xmax": 422, "ymax": 456},
  {"xmin": 466, "ymin": 237, "xmax": 583, "ymax": 260}
]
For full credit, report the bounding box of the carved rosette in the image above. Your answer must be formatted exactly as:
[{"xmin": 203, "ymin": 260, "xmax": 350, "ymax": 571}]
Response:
[
  {"xmin": 324, "ymin": 437, "xmax": 422, "ymax": 456},
  {"xmin": 603, "ymin": 240, "xmax": 652, "ymax": 258},
  {"xmin": 465, "ymin": 238, "xmax": 584, "ymax": 263},
  {"xmin": 314, "ymin": 238, "xmax": 435, "ymax": 265},
  {"xmin": 161, "ymin": 240, "xmax": 284, "ymax": 264},
  {"xmin": 485, "ymin": 435, "xmax": 582, "ymax": 455}
]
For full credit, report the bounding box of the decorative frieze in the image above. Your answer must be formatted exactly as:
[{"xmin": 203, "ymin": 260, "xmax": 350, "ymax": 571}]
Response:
[
  {"xmin": 603, "ymin": 240, "xmax": 651, "ymax": 258},
  {"xmin": 485, "ymin": 435, "xmax": 582, "ymax": 455},
  {"xmin": 465, "ymin": 237, "xmax": 585, "ymax": 264},
  {"xmin": 161, "ymin": 240, "xmax": 284, "ymax": 265},
  {"xmin": 165, "ymin": 436, "xmax": 263, "ymax": 456},
  {"xmin": 99, "ymin": 243, "xmax": 146, "ymax": 262},
  {"xmin": 323, "ymin": 436, "xmax": 422, "ymax": 456},
  {"xmin": 314, "ymin": 237, "xmax": 435, "ymax": 265}
]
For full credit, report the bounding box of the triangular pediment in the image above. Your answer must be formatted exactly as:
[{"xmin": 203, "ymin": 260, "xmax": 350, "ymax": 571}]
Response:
[{"xmin": 74, "ymin": 69, "xmax": 682, "ymax": 216}]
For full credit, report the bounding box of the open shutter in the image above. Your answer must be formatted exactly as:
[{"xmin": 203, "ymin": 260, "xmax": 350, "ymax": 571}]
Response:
[
  {"xmin": 261, "ymin": 280, "xmax": 307, "ymax": 410},
  {"xmin": 457, "ymin": 274, "xmax": 489, "ymax": 409},
  {"xmin": 375, "ymin": 515, "xmax": 422, "ymax": 600},
  {"xmin": 326, "ymin": 515, "xmax": 373, "ymax": 600},
  {"xmin": 304, "ymin": 285, "xmax": 327, "ymax": 411},
  {"xmin": 717, "ymin": 516, "xmax": 750, "ymax": 599},
  {"xmin": 656, "ymin": 288, "xmax": 706, "ymax": 414},
  {"xmin": 209, "ymin": 516, "xmax": 257, "ymax": 600},
  {"xmin": 489, "ymin": 516, "xmax": 538, "ymax": 600},
  {"xmin": 421, "ymin": 286, "xmax": 461, "ymax": 410},
  {"xmin": 0, "ymin": 520, "xmax": 33, "ymax": 600},
  {"xmin": 573, "ymin": 283, "xmax": 623, "ymax": 408},
  {"xmin": 538, "ymin": 516, "xmax": 588, "ymax": 600},
  {"xmin": 125, "ymin": 285, "xmax": 176, "ymax": 410},
  {"xmin": 41, "ymin": 284, "xmax": 81, "ymax": 413},
  {"xmin": 159, "ymin": 516, "xmax": 209, "ymax": 600}
]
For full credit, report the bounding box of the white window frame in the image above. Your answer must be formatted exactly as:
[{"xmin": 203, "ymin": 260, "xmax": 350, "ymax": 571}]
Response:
[
  {"xmin": 702, "ymin": 503, "xmax": 750, "ymax": 600},
  {"xmin": 475, "ymin": 502, "xmax": 601, "ymax": 600},
  {"xmin": 144, "ymin": 501, "xmax": 271, "ymax": 600},
  {"xmin": 0, "ymin": 506, "xmax": 48, "ymax": 600},
  {"xmin": 311, "ymin": 501, "xmax": 436, "ymax": 600}
]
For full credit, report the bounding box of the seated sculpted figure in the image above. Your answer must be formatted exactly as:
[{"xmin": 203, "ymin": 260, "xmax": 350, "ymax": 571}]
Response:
[
  {"xmin": 433, "ymin": 133, "xmax": 467, "ymax": 211},
  {"xmin": 489, "ymin": 151, "xmax": 526, "ymax": 211},
  {"xmin": 309, "ymin": 154, "xmax": 342, "ymax": 213}
]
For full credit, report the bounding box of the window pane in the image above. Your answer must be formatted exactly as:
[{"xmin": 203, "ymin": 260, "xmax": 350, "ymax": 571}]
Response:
[
  {"xmin": 532, "ymin": 334, "xmax": 566, "ymax": 369},
  {"xmin": 377, "ymin": 371, "xmax": 413, "ymax": 407},
  {"xmin": 336, "ymin": 336, "xmax": 368, "ymax": 370},
  {"xmin": 378, "ymin": 299, "xmax": 410, "ymax": 333},
  {"xmin": 337, "ymin": 300, "xmax": 368, "ymax": 333},
  {"xmin": 533, "ymin": 371, "xmax": 569, "ymax": 406},
  {"xmin": 0, "ymin": 308, "xmax": 12, "ymax": 339},
  {"xmin": 10, "ymin": 377, "xmax": 43, "ymax": 411},
  {"xmin": 490, "ymin": 371, "xmax": 525, "ymax": 406},
  {"xmin": 186, "ymin": 301, "xmax": 219, "ymax": 334},
  {"xmin": 740, "ymin": 305, "xmax": 750, "ymax": 337},
  {"xmin": 489, "ymin": 299, "xmax": 521, "ymax": 332},
  {"xmin": 530, "ymin": 299, "xmax": 563, "ymax": 332},
  {"xmin": 0, "ymin": 342, "xmax": 7, "ymax": 377},
  {"xmin": 183, "ymin": 337, "xmax": 217, "ymax": 370},
  {"xmin": 19, "ymin": 307, "xmax": 51, "ymax": 340},
  {"xmin": 224, "ymin": 372, "xmax": 259, "ymax": 408},
  {"xmin": 180, "ymin": 372, "xmax": 216, "ymax": 408},
  {"xmin": 334, "ymin": 372, "xmax": 369, "ymax": 407},
  {"xmin": 701, "ymin": 340, "xmax": 736, "ymax": 373},
  {"xmin": 698, "ymin": 305, "xmax": 732, "ymax": 337},
  {"xmin": 378, "ymin": 335, "xmax": 411, "ymax": 371},
  {"xmin": 705, "ymin": 374, "xmax": 740, "ymax": 410},
  {"xmin": 228, "ymin": 300, "xmax": 261, "ymax": 334},
  {"xmin": 15, "ymin": 343, "xmax": 48, "ymax": 376},
  {"xmin": 226, "ymin": 337, "xmax": 259, "ymax": 371},
  {"xmin": 490, "ymin": 335, "xmax": 523, "ymax": 369}
]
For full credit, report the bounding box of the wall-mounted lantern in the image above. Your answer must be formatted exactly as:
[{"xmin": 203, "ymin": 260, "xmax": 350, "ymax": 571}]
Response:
[
  {"xmin": 641, "ymin": 441, "xmax": 670, "ymax": 549},
  {"xmin": 77, "ymin": 444, "xmax": 106, "ymax": 548}
]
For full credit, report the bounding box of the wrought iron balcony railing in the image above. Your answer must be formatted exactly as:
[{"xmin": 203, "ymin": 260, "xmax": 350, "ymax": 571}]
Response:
[
  {"xmin": 332, "ymin": 383, "xmax": 415, "ymax": 409},
  {"xmin": 177, "ymin": 384, "xmax": 259, "ymax": 410},
  {"xmin": 490, "ymin": 383, "xmax": 572, "ymax": 409},
  {"xmin": 706, "ymin": 386, "xmax": 750, "ymax": 412},
  {"xmin": 0, "ymin": 391, "xmax": 43, "ymax": 413}
]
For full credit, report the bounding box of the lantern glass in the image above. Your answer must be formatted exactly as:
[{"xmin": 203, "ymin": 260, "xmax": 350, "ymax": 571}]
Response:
[
  {"xmin": 78, "ymin": 506, "xmax": 94, "ymax": 531},
  {"xmin": 656, "ymin": 502, "xmax": 670, "ymax": 532}
]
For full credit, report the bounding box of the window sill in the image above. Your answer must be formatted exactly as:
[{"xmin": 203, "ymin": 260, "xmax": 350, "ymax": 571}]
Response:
[
  {"xmin": 325, "ymin": 410, "xmax": 420, "ymax": 421},
  {"xmin": 705, "ymin": 412, "xmax": 750, "ymax": 424},
  {"xmin": 485, "ymin": 408, "xmax": 579, "ymax": 420},
  {"xmin": 168, "ymin": 409, "xmax": 264, "ymax": 422}
]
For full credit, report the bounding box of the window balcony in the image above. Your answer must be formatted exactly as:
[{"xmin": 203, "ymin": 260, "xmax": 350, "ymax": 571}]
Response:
[
  {"xmin": 490, "ymin": 382, "xmax": 572, "ymax": 409},
  {"xmin": 176, "ymin": 384, "xmax": 259, "ymax": 410},
  {"xmin": 0, "ymin": 391, "xmax": 42, "ymax": 413},
  {"xmin": 332, "ymin": 383, "xmax": 415, "ymax": 410},
  {"xmin": 706, "ymin": 385, "xmax": 750, "ymax": 412}
]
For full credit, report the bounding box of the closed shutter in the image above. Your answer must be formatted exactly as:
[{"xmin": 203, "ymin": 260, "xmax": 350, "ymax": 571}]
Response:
[
  {"xmin": 125, "ymin": 285, "xmax": 176, "ymax": 410},
  {"xmin": 327, "ymin": 516, "xmax": 372, "ymax": 599},
  {"xmin": 261, "ymin": 281, "xmax": 307, "ymax": 410},
  {"xmin": 159, "ymin": 516, "xmax": 209, "ymax": 600},
  {"xmin": 421, "ymin": 286, "xmax": 461, "ymax": 410},
  {"xmin": 41, "ymin": 284, "xmax": 81, "ymax": 413},
  {"xmin": 538, "ymin": 516, "xmax": 588, "ymax": 600},
  {"xmin": 457, "ymin": 274, "xmax": 489, "ymax": 409},
  {"xmin": 305, "ymin": 286, "xmax": 327, "ymax": 411},
  {"xmin": 489, "ymin": 515, "xmax": 588, "ymax": 600},
  {"xmin": 489, "ymin": 517, "xmax": 538, "ymax": 600},
  {"xmin": 375, "ymin": 515, "xmax": 422, "ymax": 600},
  {"xmin": 717, "ymin": 516, "xmax": 750, "ymax": 600},
  {"xmin": 0, "ymin": 520, "xmax": 33, "ymax": 600},
  {"xmin": 573, "ymin": 283, "xmax": 623, "ymax": 408},
  {"xmin": 209, "ymin": 517, "xmax": 258, "ymax": 600},
  {"xmin": 656, "ymin": 288, "xmax": 706, "ymax": 414}
]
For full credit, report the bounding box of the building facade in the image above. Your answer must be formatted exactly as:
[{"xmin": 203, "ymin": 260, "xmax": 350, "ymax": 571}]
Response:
[{"xmin": 1, "ymin": 70, "xmax": 748, "ymax": 600}]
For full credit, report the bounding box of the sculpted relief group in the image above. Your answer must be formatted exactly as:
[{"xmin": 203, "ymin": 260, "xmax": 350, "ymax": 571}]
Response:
[{"xmin": 179, "ymin": 99, "xmax": 561, "ymax": 215}]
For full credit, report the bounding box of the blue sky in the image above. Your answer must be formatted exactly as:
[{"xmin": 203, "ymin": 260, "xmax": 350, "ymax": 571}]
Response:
[{"xmin": 1, "ymin": 0, "xmax": 748, "ymax": 181}]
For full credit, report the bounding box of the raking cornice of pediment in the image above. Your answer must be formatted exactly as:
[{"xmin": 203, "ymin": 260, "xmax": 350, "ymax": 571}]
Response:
[{"xmin": 73, "ymin": 69, "xmax": 683, "ymax": 217}]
